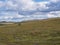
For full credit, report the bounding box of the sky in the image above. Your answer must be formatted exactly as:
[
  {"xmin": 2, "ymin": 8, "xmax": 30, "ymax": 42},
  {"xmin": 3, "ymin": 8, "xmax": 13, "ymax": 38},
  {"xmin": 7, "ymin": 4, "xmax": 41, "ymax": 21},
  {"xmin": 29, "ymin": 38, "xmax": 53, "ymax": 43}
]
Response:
[{"xmin": 0, "ymin": 0, "xmax": 60, "ymax": 22}]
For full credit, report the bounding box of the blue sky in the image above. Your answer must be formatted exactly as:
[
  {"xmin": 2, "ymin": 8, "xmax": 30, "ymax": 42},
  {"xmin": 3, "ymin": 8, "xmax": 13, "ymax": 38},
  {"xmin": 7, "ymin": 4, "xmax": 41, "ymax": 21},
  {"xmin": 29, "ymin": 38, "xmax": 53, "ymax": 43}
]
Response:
[
  {"xmin": 33, "ymin": 0, "xmax": 47, "ymax": 2},
  {"xmin": 0, "ymin": 0, "xmax": 60, "ymax": 22}
]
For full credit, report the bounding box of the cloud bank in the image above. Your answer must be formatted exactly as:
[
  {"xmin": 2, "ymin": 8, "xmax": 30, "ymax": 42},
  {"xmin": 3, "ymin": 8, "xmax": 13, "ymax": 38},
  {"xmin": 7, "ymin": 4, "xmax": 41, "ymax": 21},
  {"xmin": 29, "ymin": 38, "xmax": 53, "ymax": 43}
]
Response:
[{"xmin": 0, "ymin": 0, "xmax": 60, "ymax": 22}]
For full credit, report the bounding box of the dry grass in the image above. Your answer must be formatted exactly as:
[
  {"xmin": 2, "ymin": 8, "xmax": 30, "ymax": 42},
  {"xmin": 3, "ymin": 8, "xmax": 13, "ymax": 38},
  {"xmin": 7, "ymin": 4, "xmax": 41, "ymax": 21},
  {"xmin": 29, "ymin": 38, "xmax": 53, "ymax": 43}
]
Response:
[{"xmin": 0, "ymin": 18, "xmax": 60, "ymax": 45}]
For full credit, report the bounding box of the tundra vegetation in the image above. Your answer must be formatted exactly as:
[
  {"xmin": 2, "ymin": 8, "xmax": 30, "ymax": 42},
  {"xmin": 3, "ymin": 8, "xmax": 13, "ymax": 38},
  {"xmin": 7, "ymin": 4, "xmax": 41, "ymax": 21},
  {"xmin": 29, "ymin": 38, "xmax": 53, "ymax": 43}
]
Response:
[{"xmin": 0, "ymin": 18, "xmax": 60, "ymax": 45}]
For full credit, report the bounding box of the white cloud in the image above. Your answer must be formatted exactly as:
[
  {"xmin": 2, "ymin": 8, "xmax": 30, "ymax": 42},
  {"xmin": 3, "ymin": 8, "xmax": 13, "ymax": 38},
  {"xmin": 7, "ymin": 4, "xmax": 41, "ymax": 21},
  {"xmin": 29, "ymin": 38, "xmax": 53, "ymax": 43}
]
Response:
[
  {"xmin": 6, "ymin": 0, "xmax": 18, "ymax": 10},
  {"xmin": 36, "ymin": 2, "xmax": 49, "ymax": 10},
  {"xmin": 5, "ymin": 0, "xmax": 49, "ymax": 11},
  {"xmin": 47, "ymin": 11, "xmax": 60, "ymax": 18},
  {"xmin": 0, "ymin": 0, "xmax": 60, "ymax": 21},
  {"xmin": 50, "ymin": 0, "xmax": 60, "ymax": 3},
  {"xmin": 19, "ymin": 0, "xmax": 49, "ymax": 11}
]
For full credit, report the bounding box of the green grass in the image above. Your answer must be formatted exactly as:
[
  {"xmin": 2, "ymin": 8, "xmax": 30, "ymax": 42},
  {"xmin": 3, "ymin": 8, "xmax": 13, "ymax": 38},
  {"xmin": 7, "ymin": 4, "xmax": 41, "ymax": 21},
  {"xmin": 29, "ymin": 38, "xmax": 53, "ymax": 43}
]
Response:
[{"xmin": 0, "ymin": 18, "xmax": 60, "ymax": 45}]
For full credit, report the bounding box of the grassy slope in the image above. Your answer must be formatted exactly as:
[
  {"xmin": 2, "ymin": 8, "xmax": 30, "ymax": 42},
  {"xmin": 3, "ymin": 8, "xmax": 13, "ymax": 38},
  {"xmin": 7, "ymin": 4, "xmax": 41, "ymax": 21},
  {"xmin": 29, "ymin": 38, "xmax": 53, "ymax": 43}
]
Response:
[{"xmin": 0, "ymin": 18, "xmax": 60, "ymax": 45}]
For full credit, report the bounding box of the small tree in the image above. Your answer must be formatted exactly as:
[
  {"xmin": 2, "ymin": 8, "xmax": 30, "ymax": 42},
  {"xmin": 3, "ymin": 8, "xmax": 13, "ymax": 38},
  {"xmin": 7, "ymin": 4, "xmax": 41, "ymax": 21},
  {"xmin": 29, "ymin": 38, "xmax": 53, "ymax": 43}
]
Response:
[{"xmin": 18, "ymin": 22, "xmax": 21, "ymax": 26}]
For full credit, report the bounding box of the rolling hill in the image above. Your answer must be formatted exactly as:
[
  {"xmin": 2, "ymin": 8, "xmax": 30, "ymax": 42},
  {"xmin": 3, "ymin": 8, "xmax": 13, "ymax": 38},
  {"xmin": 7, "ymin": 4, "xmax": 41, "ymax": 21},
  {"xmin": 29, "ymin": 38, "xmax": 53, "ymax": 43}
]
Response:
[{"xmin": 0, "ymin": 18, "xmax": 60, "ymax": 45}]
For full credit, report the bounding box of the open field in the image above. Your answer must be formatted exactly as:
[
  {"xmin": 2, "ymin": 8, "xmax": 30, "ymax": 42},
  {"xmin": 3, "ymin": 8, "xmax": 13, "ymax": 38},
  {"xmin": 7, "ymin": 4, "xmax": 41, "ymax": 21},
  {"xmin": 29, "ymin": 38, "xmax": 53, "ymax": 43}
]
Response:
[{"xmin": 0, "ymin": 18, "xmax": 60, "ymax": 45}]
